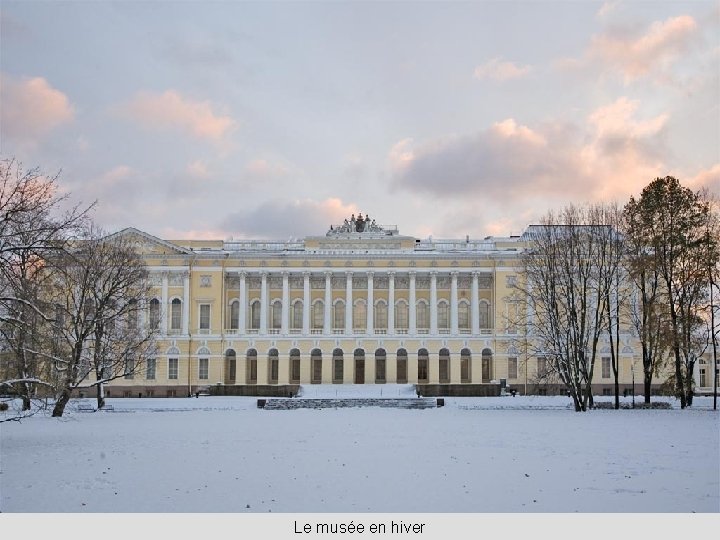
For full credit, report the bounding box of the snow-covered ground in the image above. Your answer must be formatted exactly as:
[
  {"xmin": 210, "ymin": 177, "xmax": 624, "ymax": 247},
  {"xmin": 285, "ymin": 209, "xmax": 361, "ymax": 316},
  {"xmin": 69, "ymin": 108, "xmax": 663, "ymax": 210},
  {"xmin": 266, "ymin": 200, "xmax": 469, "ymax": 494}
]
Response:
[
  {"xmin": 0, "ymin": 385, "xmax": 720, "ymax": 539},
  {"xmin": 2, "ymin": 387, "xmax": 717, "ymax": 516}
]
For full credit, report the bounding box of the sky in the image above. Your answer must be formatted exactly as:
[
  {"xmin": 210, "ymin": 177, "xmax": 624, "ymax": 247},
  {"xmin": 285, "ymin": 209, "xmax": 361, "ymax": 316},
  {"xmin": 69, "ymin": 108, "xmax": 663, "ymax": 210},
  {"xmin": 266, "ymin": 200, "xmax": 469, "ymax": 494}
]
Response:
[{"xmin": 1, "ymin": 0, "xmax": 718, "ymax": 241}]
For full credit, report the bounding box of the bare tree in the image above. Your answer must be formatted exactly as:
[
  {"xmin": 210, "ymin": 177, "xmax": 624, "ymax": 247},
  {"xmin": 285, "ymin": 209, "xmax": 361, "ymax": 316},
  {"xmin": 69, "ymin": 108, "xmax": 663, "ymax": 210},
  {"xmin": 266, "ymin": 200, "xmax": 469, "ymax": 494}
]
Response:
[
  {"xmin": 517, "ymin": 205, "xmax": 614, "ymax": 411},
  {"xmin": 50, "ymin": 227, "xmax": 156, "ymax": 417},
  {"xmin": 0, "ymin": 159, "xmax": 90, "ymax": 418}
]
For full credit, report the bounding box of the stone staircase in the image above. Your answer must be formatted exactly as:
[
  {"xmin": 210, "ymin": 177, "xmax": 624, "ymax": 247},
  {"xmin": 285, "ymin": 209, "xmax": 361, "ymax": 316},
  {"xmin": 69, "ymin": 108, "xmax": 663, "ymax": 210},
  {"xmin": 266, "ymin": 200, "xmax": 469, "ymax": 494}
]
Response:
[{"xmin": 259, "ymin": 397, "xmax": 441, "ymax": 410}]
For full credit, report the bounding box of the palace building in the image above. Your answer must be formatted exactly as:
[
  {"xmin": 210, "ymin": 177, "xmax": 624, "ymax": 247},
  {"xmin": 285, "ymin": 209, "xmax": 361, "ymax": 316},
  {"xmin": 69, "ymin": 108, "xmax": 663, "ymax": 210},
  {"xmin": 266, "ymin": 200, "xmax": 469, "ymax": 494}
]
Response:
[{"xmin": 102, "ymin": 215, "xmax": 702, "ymax": 398}]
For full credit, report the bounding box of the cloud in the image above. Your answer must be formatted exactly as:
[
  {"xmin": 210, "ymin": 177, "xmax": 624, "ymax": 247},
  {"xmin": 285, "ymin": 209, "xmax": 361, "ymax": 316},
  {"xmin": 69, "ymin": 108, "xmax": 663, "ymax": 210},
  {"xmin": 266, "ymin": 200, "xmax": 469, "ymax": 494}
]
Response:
[
  {"xmin": 0, "ymin": 74, "xmax": 74, "ymax": 144},
  {"xmin": 389, "ymin": 97, "xmax": 669, "ymax": 205},
  {"xmin": 222, "ymin": 198, "xmax": 358, "ymax": 239},
  {"xmin": 118, "ymin": 90, "xmax": 236, "ymax": 141},
  {"xmin": 567, "ymin": 15, "xmax": 700, "ymax": 82},
  {"xmin": 686, "ymin": 164, "xmax": 720, "ymax": 194},
  {"xmin": 473, "ymin": 58, "xmax": 531, "ymax": 81}
]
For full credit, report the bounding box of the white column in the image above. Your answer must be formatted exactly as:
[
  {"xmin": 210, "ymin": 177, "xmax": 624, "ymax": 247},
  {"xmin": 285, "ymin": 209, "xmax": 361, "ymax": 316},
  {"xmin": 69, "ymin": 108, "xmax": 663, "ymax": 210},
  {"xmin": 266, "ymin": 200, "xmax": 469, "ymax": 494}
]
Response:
[
  {"xmin": 260, "ymin": 272, "xmax": 268, "ymax": 334},
  {"xmin": 471, "ymin": 271, "xmax": 480, "ymax": 335},
  {"xmin": 161, "ymin": 272, "xmax": 169, "ymax": 334},
  {"xmin": 451, "ymin": 271, "xmax": 459, "ymax": 334},
  {"xmin": 324, "ymin": 272, "xmax": 332, "ymax": 335},
  {"xmin": 430, "ymin": 271, "xmax": 438, "ymax": 335},
  {"xmin": 366, "ymin": 272, "xmax": 374, "ymax": 334},
  {"xmin": 388, "ymin": 272, "xmax": 395, "ymax": 335},
  {"xmin": 281, "ymin": 272, "xmax": 289, "ymax": 335},
  {"xmin": 238, "ymin": 271, "xmax": 246, "ymax": 334},
  {"xmin": 345, "ymin": 271, "xmax": 353, "ymax": 333},
  {"xmin": 302, "ymin": 272, "xmax": 311, "ymax": 335},
  {"xmin": 409, "ymin": 271, "xmax": 416, "ymax": 336},
  {"xmin": 182, "ymin": 272, "xmax": 190, "ymax": 335}
]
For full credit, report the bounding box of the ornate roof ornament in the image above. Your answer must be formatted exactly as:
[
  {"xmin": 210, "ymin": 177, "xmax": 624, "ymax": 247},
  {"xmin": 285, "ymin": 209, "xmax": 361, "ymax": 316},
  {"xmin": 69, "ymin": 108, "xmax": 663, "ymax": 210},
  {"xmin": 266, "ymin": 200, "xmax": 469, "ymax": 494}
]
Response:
[{"xmin": 326, "ymin": 212, "xmax": 388, "ymax": 236}]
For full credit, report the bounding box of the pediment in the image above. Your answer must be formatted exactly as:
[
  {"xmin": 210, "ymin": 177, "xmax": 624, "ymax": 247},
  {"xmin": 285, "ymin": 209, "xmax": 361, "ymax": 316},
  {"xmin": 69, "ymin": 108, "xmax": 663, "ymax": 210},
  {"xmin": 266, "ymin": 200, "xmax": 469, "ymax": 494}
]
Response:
[{"xmin": 106, "ymin": 228, "xmax": 192, "ymax": 256}]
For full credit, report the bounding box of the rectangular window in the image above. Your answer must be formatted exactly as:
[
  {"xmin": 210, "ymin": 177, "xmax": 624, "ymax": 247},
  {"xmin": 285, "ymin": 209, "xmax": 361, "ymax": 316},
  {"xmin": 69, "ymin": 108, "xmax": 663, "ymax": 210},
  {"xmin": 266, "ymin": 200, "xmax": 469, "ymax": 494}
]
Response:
[
  {"xmin": 508, "ymin": 357, "xmax": 518, "ymax": 380},
  {"xmin": 438, "ymin": 303, "xmax": 449, "ymax": 330},
  {"xmin": 312, "ymin": 302, "xmax": 324, "ymax": 329},
  {"xmin": 146, "ymin": 358, "xmax": 156, "ymax": 380},
  {"xmin": 439, "ymin": 357, "xmax": 450, "ymax": 383},
  {"xmin": 171, "ymin": 301, "xmax": 181, "ymax": 330},
  {"xmin": 168, "ymin": 358, "xmax": 178, "ymax": 380},
  {"xmin": 199, "ymin": 304, "xmax": 210, "ymax": 331},
  {"xmin": 247, "ymin": 358, "xmax": 258, "ymax": 384},
  {"xmin": 334, "ymin": 303, "xmax": 345, "ymax": 329},
  {"xmin": 269, "ymin": 358, "xmax": 279, "ymax": 384},
  {"xmin": 699, "ymin": 368, "xmax": 706, "ymax": 388},
  {"xmin": 228, "ymin": 359, "xmax": 236, "ymax": 382},
  {"xmin": 124, "ymin": 357, "xmax": 135, "ymax": 379},
  {"xmin": 311, "ymin": 358, "xmax": 322, "ymax": 384},
  {"xmin": 537, "ymin": 357, "xmax": 546, "ymax": 378},
  {"xmin": 199, "ymin": 358, "xmax": 208, "ymax": 380},
  {"xmin": 461, "ymin": 356, "xmax": 471, "ymax": 383},
  {"xmin": 602, "ymin": 357, "xmax": 611, "ymax": 379},
  {"xmin": 290, "ymin": 358, "xmax": 300, "ymax": 384},
  {"xmin": 395, "ymin": 303, "xmax": 408, "ymax": 330},
  {"xmin": 458, "ymin": 304, "xmax": 470, "ymax": 330},
  {"xmin": 479, "ymin": 302, "xmax": 490, "ymax": 329}
]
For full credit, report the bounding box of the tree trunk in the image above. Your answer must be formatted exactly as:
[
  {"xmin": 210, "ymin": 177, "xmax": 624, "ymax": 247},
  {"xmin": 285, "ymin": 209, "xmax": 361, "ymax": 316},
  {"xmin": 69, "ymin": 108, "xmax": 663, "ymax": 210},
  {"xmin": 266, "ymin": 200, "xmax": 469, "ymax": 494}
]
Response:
[
  {"xmin": 96, "ymin": 383, "xmax": 105, "ymax": 410},
  {"xmin": 643, "ymin": 373, "xmax": 652, "ymax": 404},
  {"xmin": 22, "ymin": 395, "xmax": 31, "ymax": 411},
  {"xmin": 52, "ymin": 388, "xmax": 71, "ymax": 417}
]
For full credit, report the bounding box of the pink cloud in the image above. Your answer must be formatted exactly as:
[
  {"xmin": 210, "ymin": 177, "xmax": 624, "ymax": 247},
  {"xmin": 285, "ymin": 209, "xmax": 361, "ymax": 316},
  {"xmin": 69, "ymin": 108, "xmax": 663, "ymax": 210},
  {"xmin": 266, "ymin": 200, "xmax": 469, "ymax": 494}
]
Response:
[
  {"xmin": 0, "ymin": 73, "xmax": 74, "ymax": 143},
  {"xmin": 686, "ymin": 164, "xmax": 720, "ymax": 194},
  {"xmin": 473, "ymin": 58, "xmax": 531, "ymax": 81},
  {"xmin": 119, "ymin": 90, "xmax": 236, "ymax": 140},
  {"xmin": 588, "ymin": 15, "xmax": 699, "ymax": 81}
]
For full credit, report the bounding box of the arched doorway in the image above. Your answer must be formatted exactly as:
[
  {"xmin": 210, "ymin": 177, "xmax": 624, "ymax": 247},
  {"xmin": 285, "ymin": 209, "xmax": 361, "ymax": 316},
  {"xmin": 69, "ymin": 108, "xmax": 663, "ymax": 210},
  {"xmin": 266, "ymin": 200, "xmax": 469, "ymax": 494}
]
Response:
[
  {"xmin": 354, "ymin": 348, "xmax": 365, "ymax": 384},
  {"xmin": 482, "ymin": 348, "xmax": 493, "ymax": 383},
  {"xmin": 461, "ymin": 348, "xmax": 472, "ymax": 383},
  {"xmin": 375, "ymin": 348, "xmax": 386, "ymax": 384},
  {"xmin": 268, "ymin": 348, "xmax": 279, "ymax": 384},
  {"xmin": 418, "ymin": 348, "xmax": 429, "ymax": 383},
  {"xmin": 332, "ymin": 348, "xmax": 344, "ymax": 384},
  {"xmin": 289, "ymin": 348, "xmax": 301, "ymax": 384},
  {"xmin": 224, "ymin": 349, "xmax": 236, "ymax": 384},
  {"xmin": 396, "ymin": 348, "xmax": 408, "ymax": 384},
  {"xmin": 311, "ymin": 348, "xmax": 322, "ymax": 384},
  {"xmin": 439, "ymin": 348, "xmax": 450, "ymax": 383}
]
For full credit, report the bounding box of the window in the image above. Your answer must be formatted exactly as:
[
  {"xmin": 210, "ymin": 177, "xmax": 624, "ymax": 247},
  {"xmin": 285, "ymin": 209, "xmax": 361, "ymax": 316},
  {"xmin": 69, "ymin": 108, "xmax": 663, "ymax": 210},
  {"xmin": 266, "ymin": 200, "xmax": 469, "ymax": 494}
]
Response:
[
  {"xmin": 311, "ymin": 349, "xmax": 322, "ymax": 384},
  {"xmin": 602, "ymin": 357, "xmax": 611, "ymax": 379},
  {"xmin": 149, "ymin": 299, "xmax": 161, "ymax": 330},
  {"xmin": 199, "ymin": 358, "xmax": 208, "ymax": 380},
  {"xmin": 396, "ymin": 349, "xmax": 408, "ymax": 383},
  {"xmin": 375, "ymin": 301, "xmax": 388, "ymax": 331},
  {"xmin": 171, "ymin": 299, "xmax": 182, "ymax": 330},
  {"xmin": 199, "ymin": 304, "xmax": 210, "ymax": 331},
  {"xmin": 395, "ymin": 301, "xmax": 408, "ymax": 331},
  {"xmin": 269, "ymin": 349, "xmax": 279, "ymax": 384},
  {"xmin": 127, "ymin": 299, "xmax": 138, "ymax": 330},
  {"xmin": 226, "ymin": 350, "xmax": 236, "ymax": 383},
  {"xmin": 250, "ymin": 300, "xmax": 261, "ymax": 330},
  {"xmin": 537, "ymin": 357, "xmax": 547, "ymax": 378},
  {"xmin": 461, "ymin": 349, "xmax": 472, "ymax": 383},
  {"xmin": 312, "ymin": 301, "xmax": 324, "ymax": 330},
  {"xmin": 508, "ymin": 357, "xmax": 518, "ymax": 380},
  {"xmin": 247, "ymin": 350, "xmax": 258, "ymax": 384},
  {"xmin": 416, "ymin": 301, "xmax": 429, "ymax": 330},
  {"xmin": 292, "ymin": 300, "xmax": 303, "ymax": 330},
  {"xmin": 146, "ymin": 358, "xmax": 156, "ymax": 380},
  {"xmin": 333, "ymin": 301, "xmax": 345, "ymax": 330},
  {"xmin": 375, "ymin": 349, "xmax": 386, "ymax": 383},
  {"xmin": 438, "ymin": 302, "xmax": 449, "ymax": 331},
  {"xmin": 418, "ymin": 350, "xmax": 429, "ymax": 383},
  {"xmin": 479, "ymin": 302, "xmax": 490, "ymax": 329},
  {"xmin": 290, "ymin": 349, "xmax": 301, "ymax": 384},
  {"xmin": 439, "ymin": 349, "xmax": 450, "ymax": 383},
  {"xmin": 458, "ymin": 301, "xmax": 470, "ymax": 330},
  {"xmin": 272, "ymin": 300, "xmax": 282, "ymax": 330},
  {"xmin": 482, "ymin": 349, "xmax": 493, "ymax": 382},
  {"xmin": 168, "ymin": 358, "xmax": 178, "ymax": 380},
  {"xmin": 230, "ymin": 301, "xmax": 239, "ymax": 330},
  {"xmin": 124, "ymin": 357, "xmax": 135, "ymax": 379},
  {"xmin": 353, "ymin": 300, "xmax": 367, "ymax": 330},
  {"xmin": 333, "ymin": 349, "xmax": 344, "ymax": 383},
  {"xmin": 699, "ymin": 368, "xmax": 706, "ymax": 388}
]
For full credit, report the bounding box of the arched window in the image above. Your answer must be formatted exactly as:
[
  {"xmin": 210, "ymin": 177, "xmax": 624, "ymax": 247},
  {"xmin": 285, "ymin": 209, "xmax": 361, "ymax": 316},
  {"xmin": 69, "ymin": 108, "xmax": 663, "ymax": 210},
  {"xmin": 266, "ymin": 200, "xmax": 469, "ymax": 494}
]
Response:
[
  {"xmin": 482, "ymin": 348, "xmax": 493, "ymax": 383},
  {"xmin": 229, "ymin": 300, "xmax": 239, "ymax": 330},
  {"xmin": 292, "ymin": 300, "xmax": 303, "ymax": 330},
  {"xmin": 418, "ymin": 348, "xmax": 429, "ymax": 383},
  {"xmin": 225, "ymin": 349, "xmax": 236, "ymax": 384},
  {"xmin": 246, "ymin": 349, "xmax": 258, "ymax": 384},
  {"xmin": 439, "ymin": 348, "xmax": 450, "ymax": 383},
  {"xmin": 396, "ymin": 348, "xmax": 408, "ymax": 383},
  {"xmin": 289, "ymin": 348, "xmax": 301, "ymax": 383},
  {"xmin": 461, "ymin": 348, "xmax": 471, "ymax": 383},
  {"xmin": 311, "ymin": 348, "xmax": 322, "ymax": 384},
  {"xmin": 332, "ymin": 348, "xmax": 344, "ymax": 383},
  {"xmin": 250, "ymin": 300, "xmax": 261, "ymax": 330},
  {"xmin": 353, "ymin": 299, "xmax": 367, "ymax": 331},
  {"xmin": 149, "ymin": 298, "xmax": 160, "ymax": 330},
  {"xmin": 375, "ymin": 348, "xmax": 386, "ymax": 383},
  {"xmin": 395, "ymin": 300, "xmax": 409, "ymax": 332},
  {"xmin": 333, "ymin": 300, "xmax": 345, "ymax": 330},
  {"xmin": 268, "ymin": 348, "xmax": 279, "ymax": 384},
  {"xmin": 416, "ymin": 301, "xmax": 429, "ymax": 331},
  {"xmin": 312, "ymin": 300, "xmax": 324, "ymax": 330},
  {"xmin": 170, "ymin": 298, "xmax": 182, "ymax": 331},
  {"xmin": 458, "ymin": 301, "xmax": 470, "ymax": 331},
  {"xmin": 438, "ymin": 301, "xmax": 449, "ymax": 331},
  {"xmin": 354, "ymin": 348, "xmax": 365, "ymax": 384},
  {"xmin": 374, "ymin": 301, "xmax": 388, "ymax": 332},
  {"xmin": 479, "ymin": 301, "xmax": 490, "ymax": 329},
  {"xmin": 271, "ymin": 300, "xmax": 282, "ymax": 330}
]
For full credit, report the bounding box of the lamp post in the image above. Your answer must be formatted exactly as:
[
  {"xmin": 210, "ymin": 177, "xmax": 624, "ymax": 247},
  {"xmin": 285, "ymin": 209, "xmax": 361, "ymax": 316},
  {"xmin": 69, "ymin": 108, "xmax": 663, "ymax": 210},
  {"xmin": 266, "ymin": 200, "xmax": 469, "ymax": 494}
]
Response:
[{"xmin": 631, "ymin": 360, "xmax": 635, "ymax": 409}]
